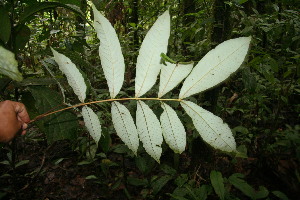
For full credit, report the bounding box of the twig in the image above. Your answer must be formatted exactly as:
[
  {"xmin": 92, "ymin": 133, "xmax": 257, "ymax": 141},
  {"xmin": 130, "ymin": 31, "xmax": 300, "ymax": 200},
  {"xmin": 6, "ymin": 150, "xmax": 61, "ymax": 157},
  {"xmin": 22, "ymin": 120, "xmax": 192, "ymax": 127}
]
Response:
[{"xmin": 28, "ymin": 97, "xmax": 182, "ymax": 124}]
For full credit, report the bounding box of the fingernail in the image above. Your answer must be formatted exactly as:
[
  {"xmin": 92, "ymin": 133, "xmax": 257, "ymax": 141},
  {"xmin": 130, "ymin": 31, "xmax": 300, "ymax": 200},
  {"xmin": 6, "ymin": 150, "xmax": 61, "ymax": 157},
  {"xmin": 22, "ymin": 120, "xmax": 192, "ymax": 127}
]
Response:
[{"xmin": 22, "ymin": 123, "xmax": 28, "ymax": 130}]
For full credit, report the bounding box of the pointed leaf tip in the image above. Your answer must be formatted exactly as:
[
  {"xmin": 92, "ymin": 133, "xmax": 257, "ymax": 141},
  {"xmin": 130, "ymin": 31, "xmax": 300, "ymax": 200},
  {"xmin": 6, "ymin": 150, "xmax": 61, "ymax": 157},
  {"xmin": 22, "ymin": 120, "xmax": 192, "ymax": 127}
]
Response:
[
  {"xmin": 136, "ymin": 101, "xmax": 163, "ymax": 162},
  {"xmin": 82, "ymin": 106, "xmax": 102, "ymax": 145},
  {"xmin": 181, "ymin": 100, "xmax": 236, "ymax": 152},
  {"xmin": 51, "ymin": 48, "xmax": 86, "ymax": 102},
  {"xmin": 93, "ymin": 4, "xmax": 125, "ymax": 98},
  {"xmin": 111, "ymin": 102, "xmax": 139, "ymax": 155},
  {"xmin": 180, "ymin": 37, "xmax": 251, "ymax": 99},
  {"xmin": 135, "ymin": 10, "xmax": 170, "ymax": 97},
  {"xmin": 160, "ymin": 103, "xmax": 186, "ymax": 154}
]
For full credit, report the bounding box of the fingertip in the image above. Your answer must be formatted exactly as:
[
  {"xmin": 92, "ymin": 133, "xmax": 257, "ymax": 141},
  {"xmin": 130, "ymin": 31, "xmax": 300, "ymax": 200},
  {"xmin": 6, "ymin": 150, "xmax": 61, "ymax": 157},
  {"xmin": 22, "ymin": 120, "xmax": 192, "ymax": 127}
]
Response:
[
  {"xmin": 22, "ymin": 123, "xmax": 28, "ymax": 130},
  {"xmin": 21, "ymin": 130, "xmax": 27, "ymax": 135}
]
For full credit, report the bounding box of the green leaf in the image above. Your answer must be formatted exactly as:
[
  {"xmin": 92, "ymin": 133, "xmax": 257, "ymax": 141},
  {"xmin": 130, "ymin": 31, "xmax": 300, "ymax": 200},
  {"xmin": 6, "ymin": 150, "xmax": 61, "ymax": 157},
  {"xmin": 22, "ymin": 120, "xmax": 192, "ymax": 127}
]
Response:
[
  {"xmin": 0, "ymin": 7, "xmax": 11, "ymax": 43},
  {"xmin": 168, "ymin": 194, "xmax": 189, "ymax": 200},
  {"xmin": 99, "ymin": 129, "xmax": 111, "ymax": 153},
  {"xmin": 152, "ymin": 175, "xmax": 172, "ymax": 195},
  {"xmin": 86, "ymin": 144, "xmax": 98, "ymax": 160},
  {"xmin": 29, "ymin": 86, "xmax": 78, "ymax": 144},
  {"xmin": 0, "ymin": 46, "xmax": 23, "ymax": 81},
  {"xmin": 228, "ymin": 173, "xmax": 254, "ymax": 199},
  {"xmin": 160, "ymin": 53, "xmax": 176, "ymax": 64},
  {"xmin": 171, "ymin": 187, "xmax": 189, "ymax": 199},
  {"xmin": 210, "ymin": 170, "xmax": 225, "ymax": 200},
  {"xmin": 15, "ymin": 160, "xmax": 29, "ymax": 168},
  {"xmin": 19, "ymin": 2, "xmax": 86, "ymax": 25},
  {"xmin": 135, "ymin": 155, "xmax": 155, "ymax": 175},
  {"xmin": 112, "ymin": 144, "xmax": 131, "ymax": 154},
  {"xmin": 127, "ymin": 177, "xmax": 148, "ymax": 186},
  {"xmin": 174, "ymin": 174, "xmax": 188, "ymax": 187},
  {"xmin": 272, "ymin": 191, "xmax": 289, "ymax": 200},
  {"xmin": 160, "ymin": 164, "xmax": 177, "ymax": 176},
  {"xmin": 235, "ymin": 0, "xmax": 249, "ymax": 4},
  {"xmin": 14, "ymin": 25, "xmax": 31, "ymax": 52},
  {"xmin": 85, "ymin": 175, "xmax": 98, "ymax": 180},
  {"xmin": 0, "ymin": 160, "xmax": 10, "ymax": 165},
  {"xmin": 195, "ymin": 184, "xmax": 212, "ymax": 200},
  {"xmin": 58, "ymin": 0, "xmax": 81, "ymax": 6},
  {"xmin": 229, "ymin": 174, "xmax": 269, "ymax": 199},
  {"xmin": 253, "ymin": 186, "xmax": 269, "ymax": 199},
  {"xmin": 184, "ymin": 184, "xmax": 199, "ymax": 200}
]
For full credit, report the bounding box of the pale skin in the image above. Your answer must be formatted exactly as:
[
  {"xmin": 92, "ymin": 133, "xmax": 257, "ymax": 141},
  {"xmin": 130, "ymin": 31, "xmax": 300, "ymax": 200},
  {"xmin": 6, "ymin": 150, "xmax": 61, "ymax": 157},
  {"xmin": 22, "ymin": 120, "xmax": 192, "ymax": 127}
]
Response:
[{"xmin": 0, "ymin": 100, "xmax": 30, "ymax": 142}]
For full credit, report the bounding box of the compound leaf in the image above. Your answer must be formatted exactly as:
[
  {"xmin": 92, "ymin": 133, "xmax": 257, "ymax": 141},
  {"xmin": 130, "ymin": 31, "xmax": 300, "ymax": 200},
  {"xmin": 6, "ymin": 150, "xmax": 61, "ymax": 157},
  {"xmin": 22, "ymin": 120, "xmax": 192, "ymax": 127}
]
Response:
[
  {"xmin": 136, "ymin": 101, "xmax": 163, "ymax": 162},
  {"xmin": 180, "ymin": 37, "xmax": 251, "ymax": 99},
  {"xmin": 181, "ymin": 100, "xmax": 236, "ymax": 152},
  {"xmin": 111, "ymin": 102, "xmax": 139, "ymax": 155},
  {"xmin": 92, "ymin": 4, "xmax": 125, "ymax": 98},
  {"xmin": 160, "ymin": 103, "xmax": 186, "ymax": 154},
  {"xmin": 135, "ymin": 10, "xmax": 170, "ymax": 97}
]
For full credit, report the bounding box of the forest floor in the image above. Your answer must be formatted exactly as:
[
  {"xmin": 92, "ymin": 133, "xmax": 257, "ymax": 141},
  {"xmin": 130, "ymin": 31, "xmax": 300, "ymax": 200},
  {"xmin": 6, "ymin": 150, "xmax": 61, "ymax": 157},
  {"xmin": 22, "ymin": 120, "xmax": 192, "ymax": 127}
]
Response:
[{"xmin": 0, "ymin": 132, "xmax": 299, "ymax": 200}]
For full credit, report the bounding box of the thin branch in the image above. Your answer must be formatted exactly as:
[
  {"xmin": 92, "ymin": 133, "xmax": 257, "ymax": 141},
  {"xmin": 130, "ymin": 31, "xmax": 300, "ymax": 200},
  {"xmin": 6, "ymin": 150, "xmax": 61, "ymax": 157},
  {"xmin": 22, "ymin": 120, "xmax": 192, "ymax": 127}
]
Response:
[{"xmin": 29, "ymin": 97, "xmax": 182, "ymax": 124}]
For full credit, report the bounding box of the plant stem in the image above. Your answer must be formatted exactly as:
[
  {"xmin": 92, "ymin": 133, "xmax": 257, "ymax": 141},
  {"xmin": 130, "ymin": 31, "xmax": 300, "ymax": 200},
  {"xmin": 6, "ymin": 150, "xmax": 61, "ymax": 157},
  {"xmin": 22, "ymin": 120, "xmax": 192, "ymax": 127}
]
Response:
[{"xmin": 29, "ymin": 97, "xmax": 182, "ymax": 124}]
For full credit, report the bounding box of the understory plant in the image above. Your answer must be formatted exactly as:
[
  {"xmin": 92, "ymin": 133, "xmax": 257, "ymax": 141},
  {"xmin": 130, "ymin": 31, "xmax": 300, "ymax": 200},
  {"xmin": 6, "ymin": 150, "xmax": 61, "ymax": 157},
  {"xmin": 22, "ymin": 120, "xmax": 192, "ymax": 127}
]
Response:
[{"xmin": 27, "ymin": 5, "xmax": 251, "ymax": 163}]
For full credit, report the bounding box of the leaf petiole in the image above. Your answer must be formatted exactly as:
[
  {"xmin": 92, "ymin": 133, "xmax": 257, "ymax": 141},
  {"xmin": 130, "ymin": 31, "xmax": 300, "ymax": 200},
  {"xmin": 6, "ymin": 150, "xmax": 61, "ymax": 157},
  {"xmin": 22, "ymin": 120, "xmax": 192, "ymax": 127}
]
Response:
[{"xmin": 29, "ymin": 97, "xmax": 182, "ymax": 124}]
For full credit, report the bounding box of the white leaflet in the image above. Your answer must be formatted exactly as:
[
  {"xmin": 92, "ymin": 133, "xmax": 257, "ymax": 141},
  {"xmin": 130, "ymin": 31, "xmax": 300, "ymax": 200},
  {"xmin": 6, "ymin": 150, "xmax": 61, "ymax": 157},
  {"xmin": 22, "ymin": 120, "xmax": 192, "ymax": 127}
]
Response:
[
  {"xmin": 92, "ymin": 4, "xmax": 125, "ymax": 98},
  {"xmin": 0, "ymin": 46, "xmax": 22, "ymax": 81},
  {"xmin": 160, "ymin": 103, "xmax": 186, "ymax": 154},
  {"xmin": 180, "ymin": 37, "xmax": 251, "ymax": 99},
  {"xmin": 136, "ymin": 101, "xmax": 163, "ymax": 162},
  {"xmin": 111, "ymin": 102, "xmax": 139, "ymax": 155},
  {"xmin": 82, "ymin": 106, "xmax": 102, "ymax": 145},
  {"xmin": 158, "ymin": 62, "xmax": 193, "ymax": 98},
  {"xmin": 135, "ymin": 10, "xmax": 170, "ymax": 97},
  {"xmin": 181, "ymin": 100, "xmax": 236, "ymax": 152},
  {"xmin": 51, "ymin": 48, "xmax": 86, "ymax": 102}
]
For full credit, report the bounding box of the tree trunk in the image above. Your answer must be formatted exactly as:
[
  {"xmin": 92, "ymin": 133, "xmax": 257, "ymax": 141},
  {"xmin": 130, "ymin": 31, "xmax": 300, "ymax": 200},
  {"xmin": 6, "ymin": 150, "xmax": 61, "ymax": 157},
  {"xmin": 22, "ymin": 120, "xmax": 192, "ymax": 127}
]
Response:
[
  {"xmin": 203, "ymin": 0, "xmax": 231, "ymax": 113},
  {"xmin": 181, "ymin": 0, "xmax": 196, "ymax": 57},
  {"xmin": 132, "ymin": 0, "xmax": 139, "ymax": 51}
]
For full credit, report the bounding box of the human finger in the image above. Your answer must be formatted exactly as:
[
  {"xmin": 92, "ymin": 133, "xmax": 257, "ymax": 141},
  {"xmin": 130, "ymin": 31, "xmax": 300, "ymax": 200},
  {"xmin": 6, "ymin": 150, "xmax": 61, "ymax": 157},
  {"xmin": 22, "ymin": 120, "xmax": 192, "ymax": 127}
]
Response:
[
  {"xmin": 22, "ymin": 123, "xmax": 28, "ymax": 130},
  {"xmin": 13, "ymin": 102, "xmax": 30, "ymax": 123}
]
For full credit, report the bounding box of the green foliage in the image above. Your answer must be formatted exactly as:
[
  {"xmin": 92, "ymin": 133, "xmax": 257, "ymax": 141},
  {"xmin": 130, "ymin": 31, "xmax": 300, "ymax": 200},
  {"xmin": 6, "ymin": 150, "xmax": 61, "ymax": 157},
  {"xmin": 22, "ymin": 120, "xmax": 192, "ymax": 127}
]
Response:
[
  {"xmin": 26, "ymin": 86, "xmax": 78, "ymax": 143},
  {"xmin": 19, "ymin": 2, "xmax": 86, "ymax": 25},
  {"xmin": 228, "ymin": 173, "xmax": 269, "ymax": 200},
  {"xmin": 0, "ymin": 46, "xmax": 23, "ymax": 81},
  {"xmin": 0, "ymin": 6, "xmax": 11, "ymax": 43},
  {"xmin": 210, "ymin": 170, "xmax": 225, "ymax": 200}
]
